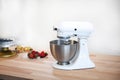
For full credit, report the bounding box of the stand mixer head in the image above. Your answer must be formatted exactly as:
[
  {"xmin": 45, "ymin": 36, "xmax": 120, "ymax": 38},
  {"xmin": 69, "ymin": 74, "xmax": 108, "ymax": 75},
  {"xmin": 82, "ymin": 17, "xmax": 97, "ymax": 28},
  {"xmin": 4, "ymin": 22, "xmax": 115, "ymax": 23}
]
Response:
[{"xmin": 50, "ymin": 21, "xmax": 95, "ymax": 70}]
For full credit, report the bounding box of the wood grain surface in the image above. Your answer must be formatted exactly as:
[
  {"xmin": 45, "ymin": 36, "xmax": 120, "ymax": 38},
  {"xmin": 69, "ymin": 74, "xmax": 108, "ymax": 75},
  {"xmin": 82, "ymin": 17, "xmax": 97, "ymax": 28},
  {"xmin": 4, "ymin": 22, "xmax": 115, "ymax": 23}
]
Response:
[{"xmin": 0, "ymin": 53, "xmax": 120, "ymax": 80}]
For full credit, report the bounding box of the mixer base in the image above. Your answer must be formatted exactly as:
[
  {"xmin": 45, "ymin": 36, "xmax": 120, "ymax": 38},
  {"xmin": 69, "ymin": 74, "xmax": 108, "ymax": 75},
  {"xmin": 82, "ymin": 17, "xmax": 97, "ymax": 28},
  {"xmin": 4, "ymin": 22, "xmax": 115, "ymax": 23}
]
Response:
[
  {"xmin": 53, "ymin": 58, "xmax": 95, "ymax": 70},
  {"xmin": 53, "ymin": 63, "xmax": 95, "ymax": 70}
]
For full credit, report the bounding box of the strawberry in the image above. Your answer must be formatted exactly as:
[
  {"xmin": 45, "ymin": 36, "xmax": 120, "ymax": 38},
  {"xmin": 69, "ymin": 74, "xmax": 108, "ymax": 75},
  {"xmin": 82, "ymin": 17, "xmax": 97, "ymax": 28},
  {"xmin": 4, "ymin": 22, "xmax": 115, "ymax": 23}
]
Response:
[
  {"xmin": 31, "ymin": 51, "xmax": 39, "ymax": 58},
  {"xmin": 31, "ymin": 50, "xmax": 36, "ymax": 54},
  {"xmin": 39, "ymin": 51, "xmax": 48, "ymax": 58},
  {"xmin": 28, "ymin": 50, "xmax": 39, "ymax": 59},
  {"xmin": 45, "ymin": 52, "xmax": 48, "ymax": 56},
  {"xmin": 28, "ymin": 50, "xmax": 48, "ymax": 59},
  {"xmin": 28, "ymin": 53, "xmax": 35, "ymax": 59}
]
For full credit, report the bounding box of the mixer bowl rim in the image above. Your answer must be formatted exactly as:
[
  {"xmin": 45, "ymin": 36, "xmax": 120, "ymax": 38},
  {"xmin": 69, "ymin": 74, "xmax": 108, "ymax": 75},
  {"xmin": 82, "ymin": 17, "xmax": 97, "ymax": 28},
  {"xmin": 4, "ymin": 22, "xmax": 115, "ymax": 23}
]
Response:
[{"xmin": 50, "ymin": 40, "xmax": 78, "ymax": 46}]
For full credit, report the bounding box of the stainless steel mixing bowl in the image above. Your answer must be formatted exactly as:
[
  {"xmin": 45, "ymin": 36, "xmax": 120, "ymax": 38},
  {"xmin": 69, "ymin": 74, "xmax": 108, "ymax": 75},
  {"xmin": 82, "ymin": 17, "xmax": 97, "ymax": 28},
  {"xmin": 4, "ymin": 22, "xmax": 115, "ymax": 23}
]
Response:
[{"xmin": 50, "ymin": 40, "xmax": 78, "ymax": 65}]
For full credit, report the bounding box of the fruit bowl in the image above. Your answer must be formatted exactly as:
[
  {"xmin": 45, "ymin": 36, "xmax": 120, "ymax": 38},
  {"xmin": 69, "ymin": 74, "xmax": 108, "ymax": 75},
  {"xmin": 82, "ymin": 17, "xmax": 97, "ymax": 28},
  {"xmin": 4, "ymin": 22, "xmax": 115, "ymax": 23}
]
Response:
[{"xmin": 0, "ymin": 47, "xmax": 17, "ymax": 58}]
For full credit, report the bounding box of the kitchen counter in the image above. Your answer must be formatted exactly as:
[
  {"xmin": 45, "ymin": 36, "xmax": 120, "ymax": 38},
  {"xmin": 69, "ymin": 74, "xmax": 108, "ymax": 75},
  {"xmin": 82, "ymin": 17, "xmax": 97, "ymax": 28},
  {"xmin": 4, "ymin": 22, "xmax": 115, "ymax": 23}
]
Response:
[{"xmin": 0, "ymin": 53, "xmax": 120, "ymax": 80}]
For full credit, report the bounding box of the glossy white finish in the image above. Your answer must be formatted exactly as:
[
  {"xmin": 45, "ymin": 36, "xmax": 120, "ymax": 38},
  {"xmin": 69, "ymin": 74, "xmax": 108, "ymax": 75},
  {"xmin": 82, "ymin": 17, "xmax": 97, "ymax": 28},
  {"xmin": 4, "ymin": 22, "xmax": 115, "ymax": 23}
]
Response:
[
  {"xmin": 54, "ymin": 21, "xmax": 94, "ymax": 38},
  {"xmin": 52, "ymin": 21, "xmax": 95, "ymax": 70}
]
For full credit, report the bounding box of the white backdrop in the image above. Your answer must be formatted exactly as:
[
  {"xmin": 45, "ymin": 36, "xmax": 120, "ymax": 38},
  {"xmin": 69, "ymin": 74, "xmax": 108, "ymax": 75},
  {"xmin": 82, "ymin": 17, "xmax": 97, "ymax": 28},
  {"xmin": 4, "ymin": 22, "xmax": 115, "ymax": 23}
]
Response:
[{"xmin": 0, "ymin": 0, "xmax": 120, "ymax": 55}]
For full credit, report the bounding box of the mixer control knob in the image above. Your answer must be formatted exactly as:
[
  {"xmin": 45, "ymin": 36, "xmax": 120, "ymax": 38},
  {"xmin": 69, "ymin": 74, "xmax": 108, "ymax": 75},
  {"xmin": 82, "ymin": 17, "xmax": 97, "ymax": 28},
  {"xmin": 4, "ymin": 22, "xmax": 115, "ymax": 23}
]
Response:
[
  {"xmin": 54, "ymin": 28, "xmax": 57, "ymax": 30},
  {"xmin": 74, "ymin": 28, "xmax": 77, "ymax": 31},
  {"xmin": 74, "ymin": 34, "xmax": 77, "ymax": 36}
]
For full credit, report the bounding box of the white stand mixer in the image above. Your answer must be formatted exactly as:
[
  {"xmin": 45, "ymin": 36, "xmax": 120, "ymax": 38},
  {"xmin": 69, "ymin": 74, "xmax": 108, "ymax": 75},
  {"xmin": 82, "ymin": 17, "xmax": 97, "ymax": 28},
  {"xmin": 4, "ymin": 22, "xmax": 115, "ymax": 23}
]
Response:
[{"xmin": 50, "ymin": 21, "xmax": 95, "ymax": 70}]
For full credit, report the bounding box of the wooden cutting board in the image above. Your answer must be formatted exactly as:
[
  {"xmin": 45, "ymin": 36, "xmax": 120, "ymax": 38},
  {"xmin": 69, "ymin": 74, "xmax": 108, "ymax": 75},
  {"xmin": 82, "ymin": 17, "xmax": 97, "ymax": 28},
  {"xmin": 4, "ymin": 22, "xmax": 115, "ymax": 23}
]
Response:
[{"xmin": 0, "ymin": 53, "xmax": 120, "ymax": 80}]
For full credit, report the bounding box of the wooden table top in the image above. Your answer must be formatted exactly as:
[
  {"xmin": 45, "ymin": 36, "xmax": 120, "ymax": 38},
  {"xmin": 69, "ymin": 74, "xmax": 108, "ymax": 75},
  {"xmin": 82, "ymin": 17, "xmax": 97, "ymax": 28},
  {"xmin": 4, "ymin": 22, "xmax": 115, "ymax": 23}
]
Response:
[{"xmin": 0, "ymin": 53, "xmax": 120, "ymax": 80}]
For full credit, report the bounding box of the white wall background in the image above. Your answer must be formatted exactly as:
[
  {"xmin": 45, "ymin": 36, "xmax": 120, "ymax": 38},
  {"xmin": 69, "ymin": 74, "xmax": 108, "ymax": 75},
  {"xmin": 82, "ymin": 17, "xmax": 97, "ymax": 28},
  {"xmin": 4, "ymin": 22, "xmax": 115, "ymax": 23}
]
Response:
[{"xmin": 0, "ymin": 0, "xmax": 120, "ymax": 55}]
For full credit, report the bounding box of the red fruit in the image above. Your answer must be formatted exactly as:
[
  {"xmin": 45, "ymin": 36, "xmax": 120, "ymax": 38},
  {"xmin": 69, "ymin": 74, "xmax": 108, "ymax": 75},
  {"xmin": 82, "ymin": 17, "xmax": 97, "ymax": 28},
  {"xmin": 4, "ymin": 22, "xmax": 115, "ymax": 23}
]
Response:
[
  {"xmin": 31, "ymin": 51, "xmax": 36, "ymax": 54},
  {"xmin": 39, "ymin": 51, "xmax": 48, "ymax": 58},
  {"xmin": 28, "ymin": 53, "xmax": 35, "ymax": 59},
  {"xmin": 35, "ymin": 51, "xmax": 39, "ymax": 55},
  {"xmin": 45, "ymin": 52, "xmax": 48, "ymax": 56},
  {"xmin": 28, "ymin": 50, "xmax": 48, "ymax": 59},
  {"xmin": 28, "ymin": 50, "xmax": 39, "ymax": 59},
  {"xmin": 31, "ymin": 51, "xmax": 39, "ymax": 57}
]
